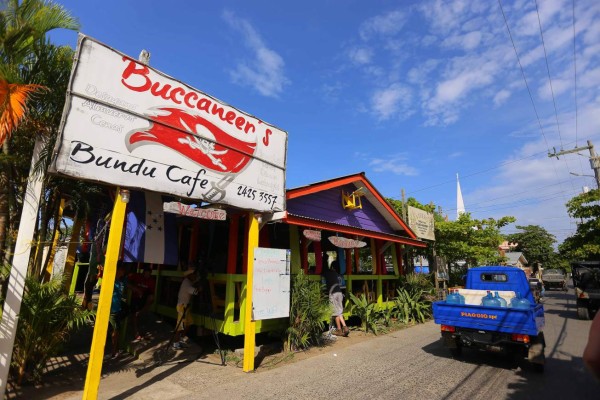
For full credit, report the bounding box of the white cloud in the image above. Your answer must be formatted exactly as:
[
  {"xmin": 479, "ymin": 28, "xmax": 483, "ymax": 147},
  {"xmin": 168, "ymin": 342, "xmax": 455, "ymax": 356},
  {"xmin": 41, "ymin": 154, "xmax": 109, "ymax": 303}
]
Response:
[
  {"xmin": 359, "ymin": 10, "xmax": 407, "ymax": 40},
  {"xmin": 441, "ymin": 31, "xmax": 482, "ymax": 51},
  {"xmin": 493, "ymin": 89, "xmax": 511, "ymax": 106},
  {"xmin": 370, "ymin": 83, "xmax": 413, "ymax": 120},
  {"xmin": 222, "ymin": 10, "xmax": 289, "ymax": 98},
  {"xmin": 369, "ymin": 155, "xmax": 419, "ymax": 176},
  {"xmin": 418, "ymin": 0, "xmax": 470, "ymax": 34},
  {"xmin": 348, "ymin": 47, "xmax": 373, "ymax": 65}
]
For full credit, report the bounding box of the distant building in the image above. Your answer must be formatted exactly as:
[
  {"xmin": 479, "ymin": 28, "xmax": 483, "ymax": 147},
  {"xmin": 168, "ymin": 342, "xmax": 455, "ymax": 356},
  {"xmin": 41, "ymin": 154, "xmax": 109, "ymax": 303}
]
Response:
[{"xmin": 504, "ymin": 251, "xmax": 531, "ymax": 276}]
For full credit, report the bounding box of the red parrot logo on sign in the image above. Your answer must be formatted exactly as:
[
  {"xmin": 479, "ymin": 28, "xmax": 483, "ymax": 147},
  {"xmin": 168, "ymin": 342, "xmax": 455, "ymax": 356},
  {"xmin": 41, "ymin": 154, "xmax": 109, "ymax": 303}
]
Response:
[{"xmin": 126, "ymin": 107, "xmax": 256, "ymax": 174}]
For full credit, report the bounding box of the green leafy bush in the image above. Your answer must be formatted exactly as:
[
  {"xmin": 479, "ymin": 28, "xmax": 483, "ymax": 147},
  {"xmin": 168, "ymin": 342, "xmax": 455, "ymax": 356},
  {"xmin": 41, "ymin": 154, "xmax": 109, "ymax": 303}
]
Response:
[
  {"xmin": 392, "ymin": 273, "xmax": 434, "ymax": 324},
  {"xmin": 11, "ymin": 277, "xmax": 94, "ymax": 384},
  {"xmin": 394, "ymin": 287, "xmax": 432, "ymax": 324},
  {"xmin": 286, "ymin": 270, "xmax": 331, "ymax": 351},
  {"xmin": 349, "ymin": 293, "xmax": 379, "ymax": 334}
]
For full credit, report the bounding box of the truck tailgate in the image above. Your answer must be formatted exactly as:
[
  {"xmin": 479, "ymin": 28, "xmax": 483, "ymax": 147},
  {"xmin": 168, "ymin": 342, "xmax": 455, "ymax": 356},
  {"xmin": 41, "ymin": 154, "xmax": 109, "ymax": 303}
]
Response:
[{"xmin": 433, "ymin": 302, "xmax": 544, "ymax": 336}]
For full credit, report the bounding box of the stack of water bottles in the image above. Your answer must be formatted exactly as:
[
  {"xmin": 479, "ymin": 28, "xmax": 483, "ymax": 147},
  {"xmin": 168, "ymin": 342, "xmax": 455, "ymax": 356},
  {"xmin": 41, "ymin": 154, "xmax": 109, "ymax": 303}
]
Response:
[
  {"xmin": 446, "ymin": 289, "xmax": 465, "ymax": 304},
  {"xmin": 479, "ymin": 290, "xmax": 530, "ymax": 308}
]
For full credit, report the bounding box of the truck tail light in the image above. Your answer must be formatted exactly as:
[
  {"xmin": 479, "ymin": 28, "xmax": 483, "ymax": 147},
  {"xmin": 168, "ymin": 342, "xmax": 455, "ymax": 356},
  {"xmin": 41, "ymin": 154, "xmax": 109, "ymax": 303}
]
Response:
[
  {"xmin": 441, "ymin": 325, "xmax": 455, "ymax": 332},
  {"xmin": 511, "ymin": 334, "xmax": 530, "ymax": 344}
]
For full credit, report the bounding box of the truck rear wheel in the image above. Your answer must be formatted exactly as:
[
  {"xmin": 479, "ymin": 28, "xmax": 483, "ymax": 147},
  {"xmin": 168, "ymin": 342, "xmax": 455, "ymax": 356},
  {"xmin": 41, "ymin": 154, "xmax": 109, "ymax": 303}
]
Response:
[
  {"xmin": 528, "ymin": 333, "xmax": 545, "ymax": 373},
  {"xmin": 532, "ymin": 354, "xmax": 545, "ymax": 373}
]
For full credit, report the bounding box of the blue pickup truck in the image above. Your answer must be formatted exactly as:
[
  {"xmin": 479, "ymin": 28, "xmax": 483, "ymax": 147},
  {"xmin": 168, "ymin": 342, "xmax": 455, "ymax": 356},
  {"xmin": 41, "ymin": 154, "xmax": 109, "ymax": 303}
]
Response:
[{"xmin": 432, "ymin": 266, "xmax": 545, "ymax": 372}]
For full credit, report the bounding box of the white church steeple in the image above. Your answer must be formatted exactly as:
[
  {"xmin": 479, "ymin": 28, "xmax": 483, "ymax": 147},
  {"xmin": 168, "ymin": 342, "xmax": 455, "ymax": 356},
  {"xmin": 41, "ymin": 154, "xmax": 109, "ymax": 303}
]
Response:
[{"xmin": 456, "ymin": 173, "xmax": 465, "ymax": 219}]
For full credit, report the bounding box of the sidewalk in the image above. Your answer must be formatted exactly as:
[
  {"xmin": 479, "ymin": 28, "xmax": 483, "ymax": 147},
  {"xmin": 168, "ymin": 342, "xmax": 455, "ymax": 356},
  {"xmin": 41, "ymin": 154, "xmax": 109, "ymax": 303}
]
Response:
[
  {"xmin": 6, "ymin": 312, "xmax": 231, "ymax": 399},
  {"xmin": 8, "ymin": 311, "xmax": 347, "ymax": 400}
]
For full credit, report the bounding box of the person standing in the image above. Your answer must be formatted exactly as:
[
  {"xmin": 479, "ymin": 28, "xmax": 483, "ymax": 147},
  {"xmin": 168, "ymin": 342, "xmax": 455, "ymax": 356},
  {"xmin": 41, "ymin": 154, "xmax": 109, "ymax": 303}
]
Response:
[
  {"xmin": 172, "ymin": 266, "xmax": 200, "ymax": 349},
  {"xmin": 322, "ymin": 257, "xmax": 349, "ymax": 337},
  {"xmin": 109, "ymin": 263, "xmax": 128, "ymax": 359},
  {"xmin": 129, "ymin": 264, "xmax": 156, "ymax": 341}
]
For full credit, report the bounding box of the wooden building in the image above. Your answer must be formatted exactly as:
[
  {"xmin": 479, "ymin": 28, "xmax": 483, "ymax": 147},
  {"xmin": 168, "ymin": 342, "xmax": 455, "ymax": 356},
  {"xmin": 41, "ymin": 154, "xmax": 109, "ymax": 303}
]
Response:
[{"xmin": 71, "ymin": 173, "xmax": 427, "ymax": 337}]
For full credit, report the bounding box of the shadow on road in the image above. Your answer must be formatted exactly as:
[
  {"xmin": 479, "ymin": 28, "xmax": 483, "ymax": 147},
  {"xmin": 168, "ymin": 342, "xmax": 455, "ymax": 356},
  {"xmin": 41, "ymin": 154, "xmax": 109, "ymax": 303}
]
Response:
[
  {"xmin": 507, "ymin": 356, "xmax": 599, "ymax": 399},
  {"xmin": 421, "ymin": 339, "xmax": 520, "ymax": 371}
]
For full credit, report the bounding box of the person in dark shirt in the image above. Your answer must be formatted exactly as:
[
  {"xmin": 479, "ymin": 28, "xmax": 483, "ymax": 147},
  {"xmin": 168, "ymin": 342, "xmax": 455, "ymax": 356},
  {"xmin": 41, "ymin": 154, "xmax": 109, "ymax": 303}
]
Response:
[
  {"xmin": 129, "ymin": 264, "xmax": 156, "ymax": 341},
  {"xmin": 322, "ymin": 256, "xmax": 349, "ymax": 337},
  {"xmin": 109, "ymin": 263, "xmax": 128, "ymax": 359}
]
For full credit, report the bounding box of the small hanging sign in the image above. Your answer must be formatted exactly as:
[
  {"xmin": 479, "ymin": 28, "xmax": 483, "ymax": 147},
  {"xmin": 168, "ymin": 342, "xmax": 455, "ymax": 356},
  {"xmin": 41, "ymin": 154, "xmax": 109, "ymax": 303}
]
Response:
[
  {"xmin": 303, "ymin": 229, "xmax": 321, "ymax": 241},
  {"xmin": 163, "ymin": 201, "xmax": 226, "ymax": 220},
  {"xmin": 328, "ymin": 236, "xmax": 367, "ymax": 249}
]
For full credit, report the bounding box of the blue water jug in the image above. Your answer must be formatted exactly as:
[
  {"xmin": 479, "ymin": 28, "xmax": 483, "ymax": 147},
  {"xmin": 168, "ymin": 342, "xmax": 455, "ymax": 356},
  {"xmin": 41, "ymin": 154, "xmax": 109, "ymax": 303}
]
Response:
[
  {"xmin": 446, "ymin": 289, "xmax": 461, "ymax": 304},
  {"xmin": 481, "ymin": 291, "xmax": 501, "ymax": 307},
  {"xmin": 494, "ymin": 291, "xmax": 508, "ymax": 308},
  {"xmin": 510, "ymin": 291, "xmax": 531, "ymax": 309},
  {"xmin": 457, "ymin": 290, "xmax": 466, "ymax": 304}
]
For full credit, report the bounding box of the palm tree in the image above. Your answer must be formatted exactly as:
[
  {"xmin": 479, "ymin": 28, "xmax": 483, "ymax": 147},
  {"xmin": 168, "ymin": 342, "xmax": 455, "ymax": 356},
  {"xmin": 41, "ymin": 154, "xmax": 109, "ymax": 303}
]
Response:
[{"xmin": 0, "ymin": 0, "xmax": 79, "ymax": 261}]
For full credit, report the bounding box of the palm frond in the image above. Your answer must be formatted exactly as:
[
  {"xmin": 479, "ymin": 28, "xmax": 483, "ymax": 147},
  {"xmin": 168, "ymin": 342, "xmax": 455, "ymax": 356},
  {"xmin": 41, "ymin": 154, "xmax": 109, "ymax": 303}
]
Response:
[{"xmin": 0, "ymin": 77, "xmax": 45, "ymax": 144}]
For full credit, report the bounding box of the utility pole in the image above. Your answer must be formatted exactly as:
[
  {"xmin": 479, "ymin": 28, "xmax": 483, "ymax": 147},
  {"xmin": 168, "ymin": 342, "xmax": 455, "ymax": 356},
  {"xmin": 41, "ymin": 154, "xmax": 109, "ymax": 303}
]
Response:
[{"xmin": 548, "ymin": 140, "xmax": 600, "ymax": 188}]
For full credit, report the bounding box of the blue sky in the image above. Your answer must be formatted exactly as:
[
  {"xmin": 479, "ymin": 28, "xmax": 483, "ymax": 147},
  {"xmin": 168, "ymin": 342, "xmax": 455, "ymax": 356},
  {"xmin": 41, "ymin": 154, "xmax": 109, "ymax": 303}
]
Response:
[{"xmin": 48, "ymin": 0, "xmax": 600, "ymax": 245}]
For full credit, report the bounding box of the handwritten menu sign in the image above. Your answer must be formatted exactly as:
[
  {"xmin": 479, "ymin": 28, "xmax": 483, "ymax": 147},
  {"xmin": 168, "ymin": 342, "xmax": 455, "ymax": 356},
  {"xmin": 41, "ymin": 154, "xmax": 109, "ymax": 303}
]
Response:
[{"xmin": 252, "ymin": 248, "xmax": 290, "ymax": 320}]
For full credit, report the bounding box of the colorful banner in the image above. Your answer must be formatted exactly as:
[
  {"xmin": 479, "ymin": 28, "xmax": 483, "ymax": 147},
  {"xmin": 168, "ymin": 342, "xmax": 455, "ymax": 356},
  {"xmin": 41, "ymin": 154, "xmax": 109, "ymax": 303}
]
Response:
[{"xmin": 123, "ymin": 191, "xmax": 178, "ymax": 265}]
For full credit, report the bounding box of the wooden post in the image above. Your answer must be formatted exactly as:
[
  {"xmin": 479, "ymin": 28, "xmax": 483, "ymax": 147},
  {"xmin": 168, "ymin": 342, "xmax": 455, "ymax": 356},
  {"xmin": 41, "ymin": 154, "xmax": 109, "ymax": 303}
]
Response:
[
  {"xmin": 226, "ymin": 214, "xmax": 239, "ymax": 274},
  {"xmin": 242, "ymin": 212, "xmax": 259, "ymax": 372},
  {"xmin": 82, "ymin": 188, "xmax": 128, "ymax": 399},
  {"xmin": 289, "ymin": 226, "xmax": 301, "ymax": 274}
]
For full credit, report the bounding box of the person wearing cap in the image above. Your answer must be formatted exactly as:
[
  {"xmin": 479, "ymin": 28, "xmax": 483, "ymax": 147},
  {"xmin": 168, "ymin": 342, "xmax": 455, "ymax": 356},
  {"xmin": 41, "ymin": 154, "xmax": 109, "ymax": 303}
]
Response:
[
  {"xmin": 322, "ymin": 256, "xmax": 349, "ymax": 337},
  {"xmin": 129, "ymin": 264, "xmax": 156, "ymax": 341},
  {"xmin": 173, "ymin": 266, "xmax": 200, "ymax": 349}
]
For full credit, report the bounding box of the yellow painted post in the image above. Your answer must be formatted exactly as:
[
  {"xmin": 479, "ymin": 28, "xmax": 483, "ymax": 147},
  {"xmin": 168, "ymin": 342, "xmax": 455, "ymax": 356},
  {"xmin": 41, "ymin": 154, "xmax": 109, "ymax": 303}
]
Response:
[
  {"xmin": 242, "ymin": 212, "xmax": 259, "ymax": 372},
  {"xmin": 69, "ymin": 262, "xmax": 80, "ymax": 295},
  {"xmin": 82, "ymin": 189, "xmax": 128, "ymax": 399}
]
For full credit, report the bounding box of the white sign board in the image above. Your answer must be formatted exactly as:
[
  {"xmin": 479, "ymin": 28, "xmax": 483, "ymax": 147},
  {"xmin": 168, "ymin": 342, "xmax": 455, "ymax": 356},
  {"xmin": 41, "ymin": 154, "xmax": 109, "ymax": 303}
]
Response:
[
  {"xmin": 50, "ymin": 35, "xmax": 287, "ymax": 212},
  {"xmin": 407, "ymin": 205, "xmax": 435, "ymax": 241},
  {"xmin": 252, "ymin": 248, "xmax": 290, "ymax": 320}
]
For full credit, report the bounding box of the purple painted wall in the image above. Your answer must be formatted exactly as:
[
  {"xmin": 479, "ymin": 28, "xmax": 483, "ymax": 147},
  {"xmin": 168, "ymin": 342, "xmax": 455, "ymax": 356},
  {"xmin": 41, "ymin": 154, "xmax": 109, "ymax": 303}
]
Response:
[{"xmin": 287, "ymin": 184, "xmax": 395, "ymax": 234}]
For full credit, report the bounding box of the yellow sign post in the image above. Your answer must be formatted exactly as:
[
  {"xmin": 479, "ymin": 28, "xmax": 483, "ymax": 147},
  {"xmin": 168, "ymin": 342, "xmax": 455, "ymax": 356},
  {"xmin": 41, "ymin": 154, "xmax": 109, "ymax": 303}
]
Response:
[
  {"xmin": 82, "ymin": 188, "xmax": 128, "ymax": 399},
  {"xmin": 242, "ymin": 212, "xmax": 259, "ymax": 372}
]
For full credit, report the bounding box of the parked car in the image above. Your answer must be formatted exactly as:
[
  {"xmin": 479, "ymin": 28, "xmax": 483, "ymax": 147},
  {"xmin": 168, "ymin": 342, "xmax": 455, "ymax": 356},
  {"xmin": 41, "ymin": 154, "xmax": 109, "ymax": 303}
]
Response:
[{"xmin": 542, "ymin": 269, "xmax": 567, "ymax": 291}]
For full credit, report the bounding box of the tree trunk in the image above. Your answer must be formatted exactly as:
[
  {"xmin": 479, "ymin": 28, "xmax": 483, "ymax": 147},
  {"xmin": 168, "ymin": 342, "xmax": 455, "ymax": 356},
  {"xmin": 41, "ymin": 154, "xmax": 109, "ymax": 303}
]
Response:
[
  {"xmin": 31, "ymin": 188, "xmax": 53, "ymax": 280},
  {"xmin": 0, "ymin": 142, "xmax": 10, "ymax": 263}
]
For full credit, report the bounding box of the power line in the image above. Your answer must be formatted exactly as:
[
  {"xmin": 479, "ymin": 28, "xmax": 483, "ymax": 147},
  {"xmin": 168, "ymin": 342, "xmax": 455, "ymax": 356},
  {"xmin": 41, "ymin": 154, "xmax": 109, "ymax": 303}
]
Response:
[
  {"xmin": 404, "ymin": 147, "xmax": 549, "ymax": 196},
  {"xmin": 534, "ymin": 0, "xmax": 564, "ymax": 149},
  {"xmin": 572, "ymin": 0, "xmax": 579, "ymax": 147},
  {"xmin": 444, "ymin": 188, "xmax": 581, "ymax": 214},
  {"xmin": 498, "ymin": 0, "xmax": 549, "ymax": 149}
]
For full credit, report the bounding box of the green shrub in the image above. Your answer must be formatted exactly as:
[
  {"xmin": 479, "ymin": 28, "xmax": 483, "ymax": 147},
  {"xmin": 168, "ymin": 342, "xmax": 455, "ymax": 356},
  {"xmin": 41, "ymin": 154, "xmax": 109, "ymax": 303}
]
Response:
[
  {"xmin": 11, "ymin": 277, "xmax": 94, "ymax": 384},
  {"xmin": 286, "ymin": 270, "xmax": 331, "ymax": 352},
  {"xmin": 394, "ymin": 287, "xmax": 432, "ymax": 324},
  {"xmin": 349, "ymin": 293, "xmax": 379, "ymax": 334}
]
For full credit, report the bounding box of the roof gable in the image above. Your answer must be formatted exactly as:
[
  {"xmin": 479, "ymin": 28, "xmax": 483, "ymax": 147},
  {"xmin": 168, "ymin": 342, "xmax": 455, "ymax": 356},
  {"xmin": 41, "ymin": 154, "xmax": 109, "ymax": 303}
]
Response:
[{"xmin": 286, "ymin": 173, "xmax": 417, "ymax": 239}]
